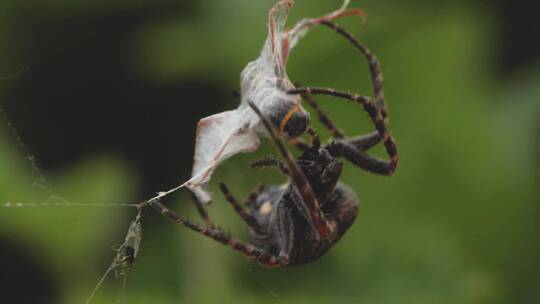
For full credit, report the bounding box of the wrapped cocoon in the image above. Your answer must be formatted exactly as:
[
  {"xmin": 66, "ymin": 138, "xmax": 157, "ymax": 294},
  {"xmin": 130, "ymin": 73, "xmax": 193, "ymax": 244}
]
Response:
[{"xmin": 187, "ymin": 0, "xmax": 361, "ymax": 203}]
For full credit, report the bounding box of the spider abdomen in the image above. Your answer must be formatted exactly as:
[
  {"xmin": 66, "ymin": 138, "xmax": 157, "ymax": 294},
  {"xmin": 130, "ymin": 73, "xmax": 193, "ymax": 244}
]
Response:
[{"xmin": 248, "ymin": 183, "xmax": 359, "ymax": 265}]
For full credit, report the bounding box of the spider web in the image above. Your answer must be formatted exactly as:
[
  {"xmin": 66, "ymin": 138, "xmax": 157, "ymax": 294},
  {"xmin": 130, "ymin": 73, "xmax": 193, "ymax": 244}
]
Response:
[
  {"xmin": 0, "ymin": 107, "xmax": 144, "ymax": 303},
  {"xmin": 0, "ymin": 105, "xmax": 286, "ymax": 304},
  {"xmin": 1, "ymin": 102, "xmax": 279, "ymax": 303}
]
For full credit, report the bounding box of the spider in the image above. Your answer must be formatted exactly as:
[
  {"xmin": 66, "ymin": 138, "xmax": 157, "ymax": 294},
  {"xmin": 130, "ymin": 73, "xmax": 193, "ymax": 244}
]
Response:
[{"xmin": 148, "ymin": 20, "xmax": 398, "ymax": 267}]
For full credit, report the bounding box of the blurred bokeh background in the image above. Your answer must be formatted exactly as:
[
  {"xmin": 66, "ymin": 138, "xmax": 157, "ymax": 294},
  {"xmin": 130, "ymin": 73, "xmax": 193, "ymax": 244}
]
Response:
[{"xmin": 1, "ymin": 0, "xmax": 539, "ymax": 303}]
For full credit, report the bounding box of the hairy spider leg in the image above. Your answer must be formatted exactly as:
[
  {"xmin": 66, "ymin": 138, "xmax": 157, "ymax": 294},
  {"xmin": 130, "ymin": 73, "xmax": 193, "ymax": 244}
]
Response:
[
  {"xmin": 302, "ymin": 92, "xmax": 387, "ymax": 175},
  {"xmin": 149, "ymin": 200, "xmax": 288, "ymax": 267},
  {"xmin": 243, "ymin": 183, "xmax": 266, "ymax": 207},
  {"xmin": 250, "ymin": 128, "xmax": 319, "ymax": 176},
  {"xmin": 189, "ymin": 193, "xmax": 213, "ymax": 228},
  {"xmin": 321, "ymin": 21, "xmax": 389, "ymax": 120},
  {"xmin": 288, "ymin": 137, "xmax": 311, "ymax": 151},
  {"xmin": 349, "ymin": 130, "xmax": 382, "ymax": 149},
  {"xmin": 218, "ymin": 182, "xmax": 266, "ymax": 235},
  {"xmin": 290, "ymin": 21, "xmax": 396, "ymax": 167},
  {"xmin": 306, "ymin": 127, "xmax": 321, "ymax": 148},
  {"xmin": 290, "ymin": 87, "xmax": 398, "ymax": 174},
  {"xmin": 286, "ymin": 19, "xmax": 398, "ymax": 174},
  {"xmin": 248, "ymin": 101, "xmax": 333, "ymax": 240},
  {"xmin": 284, "ymin": 124, "xmax": 322, "ymax": 152},
  {"xmin": 251, "ymin": 157, "xmax": 291, "ymax": 176},
  {"xmin": 302, "ymin": 92, "xmax": 345, "ymax": 139},
  {"xmin": 302, "ymin": 92, "xmax": 382, "ymax": 150}
]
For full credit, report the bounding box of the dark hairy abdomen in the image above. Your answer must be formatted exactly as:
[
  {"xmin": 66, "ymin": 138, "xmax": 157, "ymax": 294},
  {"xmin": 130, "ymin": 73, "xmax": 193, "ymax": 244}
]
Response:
[{"xmin": 248, "ymin": 183, "xmax": 359, "ymax": 265}]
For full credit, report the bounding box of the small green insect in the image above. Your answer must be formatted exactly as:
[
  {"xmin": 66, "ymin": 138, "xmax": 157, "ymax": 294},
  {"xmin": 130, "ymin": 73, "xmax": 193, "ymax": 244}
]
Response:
[{"xmin": 114, "ymin": 211, "xmax": 142, "ymax": 273}]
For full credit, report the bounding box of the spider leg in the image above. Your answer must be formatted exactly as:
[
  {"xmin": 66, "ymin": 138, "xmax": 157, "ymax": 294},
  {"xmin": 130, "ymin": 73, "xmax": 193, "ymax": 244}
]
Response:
[
  {"xmin": 149, "ymin": 200, "xmax": 287, "ymax": 267},
  {"xmin": 289, "ymin": 87, "xmax": 398, "ymax": 174},
  {"xmin": 302, "ymin": 93, "xmax": 345, "ymax": 139},
  {"xmin": 349, "ymin": 130, "xmax": 381, "ymax": 150},
  {"xmin": 251, "ymin": 157, "xmax": 291, "ymax": 176},
  {"xmin": 243, "ymin": 184, "xmax": 266, "ymax": 207},
  {"xmin": 218, "ymin": 182, "xmax": 265, "ymax": 235},
  {"xmin": 306, "ymin": 127, "xmax": 321, "ymax": 149},
  {"xmin": 288, "ymin": 137, "xmax": 310, "ymax": 151},
  {"xmin": 292, "ymin": 21, "xmax": 399, "ymax": 169},
  {"xmin": 301, "ymin": 92, "xmax": 382, "ymax": 150},
  {"xmin": 248, "ymin": 101, "xmax": 332, "ymax": 239},
  {"xmin": 189, "ymin": 194, "xmax": 213, "ymax": 228},
  {"xmin": 274, "ymin": 199, "xmax": 295, "ymax": 260},
  {"xmin": 320, "ymin": 21, "xmax": 389, "ymax": 120},
  {"xmin": 286, "ymin": 126, "xmax": 320, "ymax": 152},
  {"xmin": 326, "ymin": 139, "xmax": 393, "ymax": 174}
]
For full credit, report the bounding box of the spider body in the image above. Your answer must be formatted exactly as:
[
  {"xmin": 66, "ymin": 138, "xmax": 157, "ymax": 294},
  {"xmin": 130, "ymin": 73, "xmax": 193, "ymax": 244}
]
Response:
[
  {"xmin": 248, "ymin": 180, "xmax": 358, "ymax": 265},
  {"xmin": 149, "ymin": 19, "xmax": 399, "ymax": 267}
]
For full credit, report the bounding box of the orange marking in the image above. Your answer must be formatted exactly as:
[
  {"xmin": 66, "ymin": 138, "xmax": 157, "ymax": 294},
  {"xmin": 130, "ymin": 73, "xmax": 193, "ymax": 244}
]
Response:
[{"xmin": 279, "ymin": 103, "xmax": 301, "ymax": 135}]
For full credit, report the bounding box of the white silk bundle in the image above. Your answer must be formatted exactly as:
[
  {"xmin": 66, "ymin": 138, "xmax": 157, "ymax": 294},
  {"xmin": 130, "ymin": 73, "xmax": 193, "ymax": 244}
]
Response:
[{"xmin": 187, "ymin": 0, "xmax": 362, "ymax": 203}]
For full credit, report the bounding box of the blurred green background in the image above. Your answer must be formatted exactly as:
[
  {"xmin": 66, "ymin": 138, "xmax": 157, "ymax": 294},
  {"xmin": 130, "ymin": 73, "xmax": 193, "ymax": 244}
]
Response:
[{"xmin": 1, "ymin": 0, "xmax": 539, "ymax": 303}]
